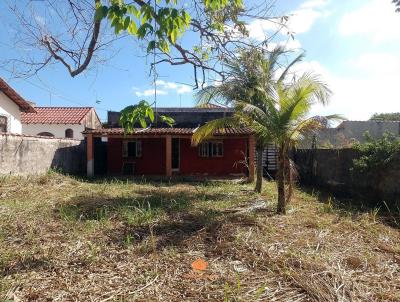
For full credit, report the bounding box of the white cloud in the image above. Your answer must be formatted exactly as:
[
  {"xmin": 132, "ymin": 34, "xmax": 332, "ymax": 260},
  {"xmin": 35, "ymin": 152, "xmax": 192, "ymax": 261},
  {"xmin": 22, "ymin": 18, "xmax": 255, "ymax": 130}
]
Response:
[
  {"xmin": 246, "ymin": 0, "xmax": 330, "ymax": 41},
  {"xmin": 176, "ymin": 85, "xmax": 192, "ymax": 94},
  {"xmin": 246, "ymin": 19, "xmax": 281, "ymax": 41},
  {"xmin": 156, "ymin": 80, "xmax": 192, "ymax": 95},
  {"xmin": 155, "ymin": 80, "xmax": 178, "ymax": 89},
  {"xmin": 300, "ymin": 0, "xmax": 328, "ymax": 9},
  {"xmin": 266, "ymin": 38, "xmax": 302, "ymax": 51},
  {"xmin": 134, "ymin": 81, "xmax": 192, "ymax": 97},
  {"xmin": 292, "ymin": 57, "xmax": 400, "ymax": 121},
  {"xmin": 135, "ymin": 89, "xmax": 167, "ymax": 97},
  {"xmin": 287, "ymin": 8, "xmax": 325, "ymax": 34},
  {"xmin": 351, "ymin": 53, "xmax": 400, "ymax": 75},
  {"xmin": 339, "ymin": 0, "xmax": 400, "ymax": 42}
]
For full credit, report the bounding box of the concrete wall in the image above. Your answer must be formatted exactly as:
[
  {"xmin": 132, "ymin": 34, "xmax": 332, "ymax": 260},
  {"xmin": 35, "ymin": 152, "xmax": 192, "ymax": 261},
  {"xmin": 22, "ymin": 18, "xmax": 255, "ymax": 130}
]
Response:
[
  {"xmin": 301, "ymin": 121, "xmax": 400, "ymax": 149},
  {"xmin": 294, "ymin": 148, "xmax": 400, "ymax": 202},
  {"xmin": 0, "ymin": 91, "xmax": 22, "ymax": 134},
  {"xmin": 0, "ymin": 134, "xmax": 85, "ymax": 175},
  {"xmin": 22, "ymin": 123, "xmax": 85, "ymax": 139}
]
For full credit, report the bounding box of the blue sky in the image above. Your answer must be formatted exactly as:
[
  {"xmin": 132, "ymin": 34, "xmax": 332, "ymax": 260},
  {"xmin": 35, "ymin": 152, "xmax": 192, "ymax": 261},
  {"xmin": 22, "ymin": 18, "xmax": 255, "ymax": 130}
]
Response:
[{"xmin": 0, "ymin": 0, "xmax": 399, "ymax": 122}]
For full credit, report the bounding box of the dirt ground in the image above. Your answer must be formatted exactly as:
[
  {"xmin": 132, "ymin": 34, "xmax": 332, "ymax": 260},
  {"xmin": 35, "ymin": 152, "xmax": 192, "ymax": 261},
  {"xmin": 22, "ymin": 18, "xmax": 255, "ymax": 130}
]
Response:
[{"xmin": 0, "ymin": 172, "xmax": 399, "ymax": 301}]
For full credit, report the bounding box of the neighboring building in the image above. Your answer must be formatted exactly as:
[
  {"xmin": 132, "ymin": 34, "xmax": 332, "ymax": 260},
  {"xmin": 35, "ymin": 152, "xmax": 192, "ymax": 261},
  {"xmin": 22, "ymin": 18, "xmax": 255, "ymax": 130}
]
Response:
[
  {"xmin": 107, "ymin": 106, "xmax": 234, "ymax": 128},
  {"xmin": 22, "ymin": 107, "xmax": 101, "ymax": 139},
  {"xmin": 0, "ymin": 78, "xmax": 36, "ymax": 134},
  {"xmin": 301, "ymin": 120, "xmax": 400, "ymax": 148},
  {"xmin": 84, "ymin": 107, "xmax": 255, "ymax": 179}
]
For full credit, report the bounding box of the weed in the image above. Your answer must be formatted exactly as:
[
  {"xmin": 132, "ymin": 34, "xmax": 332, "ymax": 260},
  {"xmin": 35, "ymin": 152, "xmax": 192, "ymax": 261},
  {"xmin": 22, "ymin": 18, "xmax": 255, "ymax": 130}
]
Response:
[
  {"xmin": 0, "ymin": 173, "xmax": 399, "ymax": 301},
  {"xmin": 321, "ymin": 196, "xmax": 334, "ymax": 213}
]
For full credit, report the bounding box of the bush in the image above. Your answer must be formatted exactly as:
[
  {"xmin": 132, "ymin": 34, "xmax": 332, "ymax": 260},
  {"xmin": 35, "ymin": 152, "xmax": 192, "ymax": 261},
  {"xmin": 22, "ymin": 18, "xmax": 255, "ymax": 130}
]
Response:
[{"xmin": 352, "ymin": 132, "xmax": 400, "ymax": 174}]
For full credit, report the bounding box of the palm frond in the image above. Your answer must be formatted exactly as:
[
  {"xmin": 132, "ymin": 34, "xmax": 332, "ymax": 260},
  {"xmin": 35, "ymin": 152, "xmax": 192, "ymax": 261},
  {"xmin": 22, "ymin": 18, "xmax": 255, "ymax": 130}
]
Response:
[
  {"xmin": 278, "ymin": 52, "xmax": 305, "ymax": 83},
  {"xmin": 191, "ymin": 117, "xmax": 241, "ymax": 146},
  {"xmin": 294, "ymin": 72, "xmax": 332, "ymax": 105}
]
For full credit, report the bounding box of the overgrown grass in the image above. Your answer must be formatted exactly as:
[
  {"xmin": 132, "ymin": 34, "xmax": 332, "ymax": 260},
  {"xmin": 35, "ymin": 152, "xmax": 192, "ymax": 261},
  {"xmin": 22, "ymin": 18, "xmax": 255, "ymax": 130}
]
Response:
[{"xmin": 0, "ymin": 173, "xmax": 399, "ymax": 301}]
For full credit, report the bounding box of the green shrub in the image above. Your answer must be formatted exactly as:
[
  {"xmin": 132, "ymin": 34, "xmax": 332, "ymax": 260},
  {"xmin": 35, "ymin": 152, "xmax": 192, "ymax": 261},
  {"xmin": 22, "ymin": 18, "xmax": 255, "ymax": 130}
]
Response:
[{"xmin": 352, "ymin": 132, "xmax": 400, "ymax": 174}]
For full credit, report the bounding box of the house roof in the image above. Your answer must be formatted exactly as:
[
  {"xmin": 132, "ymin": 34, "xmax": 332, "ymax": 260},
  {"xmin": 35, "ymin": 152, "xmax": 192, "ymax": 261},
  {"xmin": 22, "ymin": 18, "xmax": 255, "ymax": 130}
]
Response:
[
  {"xmin": 107, "ymin": 106, "xmax": 234, "ymax": 128},
  {"xmin": 0, "ymin": 78, "xmax": 36, "ymax": 113},
  {"xmin": 83, "ymin": 127, "xmax": 253, "ymax": 136},
  {"xmin": 21, "ymin": 107, "xmax": 93, "ymax": 124},
  {"xmin": 197, "ymin": 103, "xmax": 227, "ymax": 109}
]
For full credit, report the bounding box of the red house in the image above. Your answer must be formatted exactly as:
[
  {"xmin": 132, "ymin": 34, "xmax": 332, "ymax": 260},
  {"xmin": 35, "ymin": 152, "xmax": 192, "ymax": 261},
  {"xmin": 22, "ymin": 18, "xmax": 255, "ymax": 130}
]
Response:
[{"xmin": 83, "ymin": 107, "xmax": 255, "ymax": 180}]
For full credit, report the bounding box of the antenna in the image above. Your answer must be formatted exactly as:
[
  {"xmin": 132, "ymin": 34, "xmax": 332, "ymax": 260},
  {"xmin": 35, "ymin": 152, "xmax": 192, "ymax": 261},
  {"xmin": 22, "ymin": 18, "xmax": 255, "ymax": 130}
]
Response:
[{"xmin": 153, "ymin": 0, "xmax": 158, "ymax": 127}]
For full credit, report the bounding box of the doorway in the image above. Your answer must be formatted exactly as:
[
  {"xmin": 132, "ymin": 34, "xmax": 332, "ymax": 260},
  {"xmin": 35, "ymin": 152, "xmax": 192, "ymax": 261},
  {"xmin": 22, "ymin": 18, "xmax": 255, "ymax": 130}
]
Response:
[{"xmin": 172, "ymin": 138, "xmax": 180, "ymax": 171}]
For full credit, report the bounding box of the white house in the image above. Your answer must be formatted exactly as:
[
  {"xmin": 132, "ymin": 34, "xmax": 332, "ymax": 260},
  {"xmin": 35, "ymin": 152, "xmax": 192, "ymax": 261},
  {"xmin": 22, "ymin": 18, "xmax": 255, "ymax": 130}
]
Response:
[
  {"xmin": 21, "ymin": 107, "xmax": 102, "ymax": 140},
  {"xmin": 0, "ymin": 78, "xmax": 36, "ymax": 134}
]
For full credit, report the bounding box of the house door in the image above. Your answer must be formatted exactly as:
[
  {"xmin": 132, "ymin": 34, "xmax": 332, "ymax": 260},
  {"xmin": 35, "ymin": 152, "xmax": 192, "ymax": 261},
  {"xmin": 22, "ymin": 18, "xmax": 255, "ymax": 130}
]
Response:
[{"xmin": 172, "ymin": 138, "xmax": 180, "ymax": 171}]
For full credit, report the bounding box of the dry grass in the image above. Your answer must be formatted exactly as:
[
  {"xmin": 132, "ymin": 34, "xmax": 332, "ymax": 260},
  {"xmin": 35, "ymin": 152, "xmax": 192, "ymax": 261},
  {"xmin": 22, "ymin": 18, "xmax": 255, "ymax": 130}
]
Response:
[{"xmin": 0, "ymin": 172, "xmax": 399, "ymax": 301}]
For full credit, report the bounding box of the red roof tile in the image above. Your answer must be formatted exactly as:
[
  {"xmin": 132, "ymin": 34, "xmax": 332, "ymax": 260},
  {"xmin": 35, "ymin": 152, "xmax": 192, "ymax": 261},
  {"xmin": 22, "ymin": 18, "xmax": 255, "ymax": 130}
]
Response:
[
  {"xmin": 0, "ymin": 78, "xmax": 36, "ymax": 113},
  {"xmin": 21, "ymin": 107, "xmax": 93, "ymax": 124},
  {"xmin": 83, "ymin": 127, "xmax": 253, "ymax": 136}
]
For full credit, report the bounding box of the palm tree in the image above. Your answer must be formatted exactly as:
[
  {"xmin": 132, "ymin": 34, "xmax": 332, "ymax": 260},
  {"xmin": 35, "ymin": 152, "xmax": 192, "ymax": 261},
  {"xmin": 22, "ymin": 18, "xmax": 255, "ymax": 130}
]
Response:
[
  {"xmin": 193, "ymin": 49, "xmax": 339, "ymax": 214},
  {"xmin": 193, "ymin": 47, "xmax": 303, "ymax": 193},
  {"xmin": 254, "ymin": 74, "xmax": 339, "ymax": 213}
]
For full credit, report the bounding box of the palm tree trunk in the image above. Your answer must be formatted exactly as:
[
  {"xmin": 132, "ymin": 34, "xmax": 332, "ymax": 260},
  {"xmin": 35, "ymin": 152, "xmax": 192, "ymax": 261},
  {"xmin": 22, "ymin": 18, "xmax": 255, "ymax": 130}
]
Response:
[
  {"xmin": 255, "ymin": 146, "xmax": 263, "ymax": 193},
  {"xmin": 286, "ymin": 157, "xmax": 293, "ymax": 204},
  {"xmin": 277, "ymin": 144, "xmax": 286, "ymax": 214}
]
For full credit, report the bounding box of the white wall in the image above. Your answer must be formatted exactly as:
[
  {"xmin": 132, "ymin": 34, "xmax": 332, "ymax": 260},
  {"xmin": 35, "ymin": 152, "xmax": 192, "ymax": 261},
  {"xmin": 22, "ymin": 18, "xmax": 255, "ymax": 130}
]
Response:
[
  {"xmin": 0, "ymin": 91, "xmax": 22, "ymax": 134},
  {"xmin": 22, "ymin": 123, "xmax": 85, "ymax": 139}
]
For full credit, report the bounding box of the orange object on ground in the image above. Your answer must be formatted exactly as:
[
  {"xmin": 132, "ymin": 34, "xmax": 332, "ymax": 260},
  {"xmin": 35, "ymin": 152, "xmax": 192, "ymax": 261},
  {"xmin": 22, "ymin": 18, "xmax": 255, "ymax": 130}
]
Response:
[{"xmin": 191, "ymin": 258, "xmax": 208, "ymax": 271}]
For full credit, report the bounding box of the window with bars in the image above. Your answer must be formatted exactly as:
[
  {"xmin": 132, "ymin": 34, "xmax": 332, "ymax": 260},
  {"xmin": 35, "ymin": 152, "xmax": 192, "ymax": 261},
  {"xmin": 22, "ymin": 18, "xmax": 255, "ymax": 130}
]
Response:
[
  {"xmin": 0, "ymin": 115, "xmax": 8, "ymax": 133},
  {"xmin": 198, "ymin": 141, "xmax": 224, "ymax": 158},
  {"xmin": 122, "ymin": 140, "xmax": 142, "ymax": 158}
]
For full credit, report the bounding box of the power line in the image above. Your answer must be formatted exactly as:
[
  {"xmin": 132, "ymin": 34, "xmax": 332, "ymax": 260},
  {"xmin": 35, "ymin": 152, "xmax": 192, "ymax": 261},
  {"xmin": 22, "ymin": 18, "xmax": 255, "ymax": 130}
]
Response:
[{"xmin": 18, "ymin": 77, "xmax": 109, "ymax": 112}]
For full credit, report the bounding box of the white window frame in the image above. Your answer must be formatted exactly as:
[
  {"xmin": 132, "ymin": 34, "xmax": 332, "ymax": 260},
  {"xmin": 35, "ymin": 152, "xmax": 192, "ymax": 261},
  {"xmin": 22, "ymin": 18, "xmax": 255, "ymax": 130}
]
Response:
[
  {"xmin": 212, "ymin": 141, "xmax": 224, "ymax": 157},
  {"xmin": 198, "ymin": 141, "xmax": 224, "ymax": 158},
  {"xmin": 122, "ymin": 140, "xmax": 142, "ymax": 158},
  {"xmin": 198, "ymin": 142, "xmax": 209, "ymax": 157}
]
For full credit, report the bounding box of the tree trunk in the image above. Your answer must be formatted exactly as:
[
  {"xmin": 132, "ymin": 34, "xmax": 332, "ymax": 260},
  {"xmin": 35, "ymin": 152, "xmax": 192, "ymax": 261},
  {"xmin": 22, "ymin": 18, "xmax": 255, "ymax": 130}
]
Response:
[
  {"xmin": 286, "ymin": 157, "xmax": 293, "ymax": 204},
  {"xmin": 277, "ymin": 145, "xmax": 286, "ymax": 214},
  {"xmin": 255, "ymin": 146, "xmax": 263, "ymax": 193}
]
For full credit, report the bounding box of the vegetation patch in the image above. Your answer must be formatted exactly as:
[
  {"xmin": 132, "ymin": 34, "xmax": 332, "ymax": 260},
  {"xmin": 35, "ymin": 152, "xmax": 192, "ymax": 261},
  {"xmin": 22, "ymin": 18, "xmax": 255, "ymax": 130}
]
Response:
[{"xmin": 0, "ymin": 173, "xmax": 399, "ymax": 301}]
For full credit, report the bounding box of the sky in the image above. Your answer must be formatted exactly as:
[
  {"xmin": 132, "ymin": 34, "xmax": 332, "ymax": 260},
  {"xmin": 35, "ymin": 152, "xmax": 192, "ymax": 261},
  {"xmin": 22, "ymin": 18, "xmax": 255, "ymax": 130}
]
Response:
[{"xmin": 0, "ymin": 0, "xmax": 399, "ymax": 122}]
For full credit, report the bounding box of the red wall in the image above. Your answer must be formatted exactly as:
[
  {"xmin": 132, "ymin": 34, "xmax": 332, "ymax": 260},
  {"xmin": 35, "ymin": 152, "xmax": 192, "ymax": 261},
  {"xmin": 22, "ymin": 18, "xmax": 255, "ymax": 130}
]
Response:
[
  {"xmin": 179, "ymin": 138, "xmax": 247, "ymax": 176},
  {"xmin": 107, "ymin": 138, "xmax": 165, "ymax": 175},
  {"xmin": 106, "ymin": 137, "xmax": 247, "ymax": 176}
]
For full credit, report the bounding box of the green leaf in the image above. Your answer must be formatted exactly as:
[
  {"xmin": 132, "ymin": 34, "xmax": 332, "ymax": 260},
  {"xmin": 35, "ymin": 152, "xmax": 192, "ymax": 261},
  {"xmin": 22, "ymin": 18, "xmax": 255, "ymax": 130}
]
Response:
[
  {"xmin": 139, "ymin": 118, "xmax": 147, "ymax": 128},
  {"xmin": 123, "ymin": 16, "xmax": 130, "ymax": 30},
  {"xmin": 160, "ymin": 115, "xmax": 175, "ymax": 127},
  {"xmin": 147, "ymin": 107, "xmax": 155, "ymax": 122},
  {"xmin": 158, "ymin": 39, "xmax": 170, "ymax": 53},
  {"xmin": 147, "ymin": 40, "xmax": 156, "ymax": 52},
  {"xmin": 127, "ymin": 22, "xmax": 137, "ymax": 35},
  {"xmin": 127, "ymin": 5, "xmax": 140, "ymax": 18},
  {"xmin": 170, "ymin": 29, "xmax": 177, "ymax": 44},
  {"xmin": 95, "ymin": 6, "xmax": 108, "ymax": 21}
]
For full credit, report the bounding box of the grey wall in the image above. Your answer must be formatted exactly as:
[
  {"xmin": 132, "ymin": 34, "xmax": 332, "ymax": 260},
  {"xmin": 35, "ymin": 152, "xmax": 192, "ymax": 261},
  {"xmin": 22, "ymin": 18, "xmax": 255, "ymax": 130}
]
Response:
[
  {"xmin": 300, "ymin": 121, "xmax": 400, "ymax": 149},
  {"xmin": 0, "ymin": 134, "xmax": 86, "ymax": 175},
  {"xmin": 294, "ymin": 148, "xmax": 400, "ymax": 203}
]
